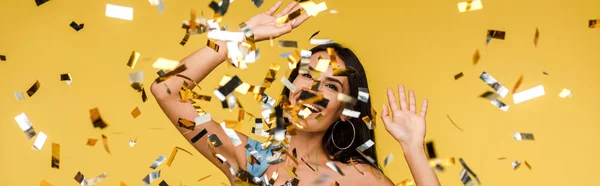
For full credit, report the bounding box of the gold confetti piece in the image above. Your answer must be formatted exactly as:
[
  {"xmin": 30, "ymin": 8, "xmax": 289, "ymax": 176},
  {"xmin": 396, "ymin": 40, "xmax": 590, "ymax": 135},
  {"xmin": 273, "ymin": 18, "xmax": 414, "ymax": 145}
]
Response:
[
  {"xmin": 326, "ymin": 161, "xmax": 344, "ymax": 176},
  {"xmin": 90, "ymin": 108, "xmax": 108, "ymax": 129},
  {"xmin": 120, "ymin": 181, "xmax": 127, "ymax": 186},
  {"xmin": 473, "ymin": 49, "xmax": 480, "ymax": 65},
  {"xmin": 357, "ymin": 139, "xmax": 374, "ymax": 152},
  {"xmin": 446, "ymin": 115, "xmax": 464, "ymax": 131},
  {"xmin": 159, "ymin": 180, "xmax": 169, "ymax": 186},
  {"xmin": 362, "ymin": 115, "xmax": 374, "ymax": 130},
  {"xmin": 287, "ymin": 50, "xmax": 301, "ymax": 69},
  {"xmin": 511, "ymin": 75, "xmax": 524, "ymax": 94},
  {"xmin": 278, "ymin": 40, "xmax": 298, "ymax": 48},
  {"xmin": 106, "ymin": 4, "xmax": 133, "ymax": 20},
  {"xmin": 60, "ymin": 73, "xmax": 73, "ymax": 85},
  {"xmin": 150, "ymin": 155, "xmax": 167, "ymax": 169},
  {"xmin": 425, "ymin": 141, "xmax": 437, "ymax": 159},
  {"xmin": 454, "ymin": 72, "xmax": 464, "ymax": 80},
  {"xmin": 534, "ymin": 28, "xmax": 540, "ymax": 47},
  {"xmin": 26, "ymin": 80, "xmax": 41, "ymax": 97},
  {"xmin": 396, "ymin": 179, "xmax": 416, "ymax": 186},
  {"xmin": 74, "ymin": 171, "xmax": 87, "ymax": 185},
  {"xmin": 311, "ymin": 80, "xmax": 321, "ymax": 91},
  {"xmin": 276, "ymin": 8, "xmax": 303, "ymax": 25},
  {"xmin": 131, "ymin": 107, "xmax": 141, "ymax": 118},
  {"xmin": 513, "ymin": 85, "xmax": 545, "ymax": 104},
  {"xmin": 51, "ymin": 143, "xmax": 60, "ymax": 169},
  {"xmin": 40, "ymin": 180, "xmax": 53, "ymax": 186},
  {"xmin": 480, "ymin": 91, "xmax": 499, "ymax": 100},
  {"xmin": 142, "ymin": 171, "xmax": 161, "ymax": 185},
  {"xmin": 284, "ymin": 167, "xmax": 297, "ymax": 178},
  {"xmin": 497, "ymin": 157, "xmax": 507, "ymax": 160},
  {"xmin": 198, "ymin": 174, "xmax": 211, "ymax": 182},
  {"xmin": 208, "ymin": 134, "xmax": 223, "ymax": 147},
  {"xmin": 180, "ymin": 32, "xmax": 191, "ymax": 46},
  {"xmin": 299, "ymin": 1, "xmax": 328, "ymax": 16},
  {"xmin": 178, "ymin": 118, "xmax": 196, "ymax": 130},
  {"xmin": 486, "ymin": 29, "xmax": 506, "ymax": 44},
  {"xmin": 589, "ymin": 19, "xmax": 600, "ymax": 28},
  {"xmin": 480, "ymin": 72, "xmax": 509, "ymax": 98},
  {"xmin": 457, "ymin": 0, "xmax": 483, "ymax": 12},
  {"xmin": 384, "ymin": 153, "xmax": 394, "ymax": 167},
  {"xmin": 512, "ymin": 160, "xmax": 521, "ymax": 170},
  {"xmin": 342, "ymin": 108, "xmax": 360, "ymax": 118},
  {"xmin": 524, "ymin": 161, "xmax": 532, "ymax": 170},
  {"xmin": 87, "ymin": 138, "xmax": 98, "ymax": 146},
  {"xmin": 309, "ymin": 30, "xmax": 320, "ymax": 40},
  {"xmin": 87, "ymin": 172, "xmax": 108, "ymax": 185},
  {"xmin": 207, "ymin": 40, "xmax": 220, "ymax": 52},
  {"xmin": 102, "ymin": 134, "xmax": 111, "ymax": 154},
  {"xmin": 155, "ymin": 64, "xmax": 188, "ymax": 83},
  {"xmin": 14, "ymin": 92, "xmax": 25, "ymax": 100},
  {"xmin": 513, "ymin": 132, "xmax": 534, "ymax": 141},
  {"xmin": 127, "ymin": 51, "xmax": 140, "ymax": 69},
  {"xmin": 129, "ymin": 137, "xmax": 136, "ymax": 147},
  {"xmin": 281, "ymin": 76, "xmax": 297, "ymax": 92},
  {"xmin": 332, "ymin": 67, "xmax": 358, "ymax": 76},
  {"xmin": 0, "ymin": 55, "xmax": 5, "ymax": 61},
  {"xmin": 14, "ymin": 112, "xmax": 36, "ymax": 139},
  {"xmin": 32, "ymin": 131, "xmax": 48, "ymax": 151},
  {"xmin": 315, "ymin": 58, "xmax": 330, "ymax": 72},
  {"xmin": 559, "ymin": 88, "xmax": 572, "ymax": 98},
  {"xmin": 153, "ymin": 58, "xmax": 180, "ymax": 70}
]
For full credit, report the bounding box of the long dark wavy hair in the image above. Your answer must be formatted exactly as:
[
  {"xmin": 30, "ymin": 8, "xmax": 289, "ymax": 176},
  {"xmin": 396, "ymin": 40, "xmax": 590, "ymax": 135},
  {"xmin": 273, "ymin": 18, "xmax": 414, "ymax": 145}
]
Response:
[{"xmin": 280, "ymin": 43, "xmax": 379, "ymax": 168}]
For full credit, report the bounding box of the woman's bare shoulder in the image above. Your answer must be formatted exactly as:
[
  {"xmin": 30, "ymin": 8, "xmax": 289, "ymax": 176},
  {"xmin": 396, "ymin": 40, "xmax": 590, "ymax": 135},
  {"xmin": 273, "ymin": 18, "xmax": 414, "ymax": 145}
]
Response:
[{"xmin": 337, "ymin": 162, "xmax": 394, "ymax": 185}]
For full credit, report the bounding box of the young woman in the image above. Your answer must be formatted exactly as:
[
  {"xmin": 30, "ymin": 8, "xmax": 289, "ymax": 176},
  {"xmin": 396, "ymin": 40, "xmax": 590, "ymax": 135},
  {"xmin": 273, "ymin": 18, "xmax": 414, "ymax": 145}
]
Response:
[{"xmin": 150, "ymin": 1, "xmax": 441, "ymax": 185}]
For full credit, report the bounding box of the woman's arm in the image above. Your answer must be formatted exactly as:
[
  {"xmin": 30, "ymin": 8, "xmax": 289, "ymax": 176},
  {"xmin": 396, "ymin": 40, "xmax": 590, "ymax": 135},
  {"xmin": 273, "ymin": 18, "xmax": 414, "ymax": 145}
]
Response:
[
  {"xmin": 150, "ymin": 0, "xmax": 309, "ymax": 181},
  {"xmin": 381, "ymin": 84, "xmax": 441, "ymax": 186}
]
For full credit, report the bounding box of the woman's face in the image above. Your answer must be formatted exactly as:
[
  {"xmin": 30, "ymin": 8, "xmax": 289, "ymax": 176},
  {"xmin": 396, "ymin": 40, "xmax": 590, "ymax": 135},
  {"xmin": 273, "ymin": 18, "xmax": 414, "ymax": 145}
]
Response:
[{"xmin": 286, "ymin": 51, "xmax": 351, "ymax": 132}]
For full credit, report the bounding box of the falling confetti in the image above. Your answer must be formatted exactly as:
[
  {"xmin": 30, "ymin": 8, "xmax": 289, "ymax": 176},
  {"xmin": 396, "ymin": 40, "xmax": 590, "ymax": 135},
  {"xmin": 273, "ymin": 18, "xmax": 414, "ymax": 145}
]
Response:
[
  {"xmin": 32, "ymin": 131, "xmax": 48, "ymax": 151},
  {"xmin": 559, "ymin": 88, "xmax": 572, "ymax": 98},
  {"xmin": 35, "ymin": 0, "xmax": 49, "ymax": 6},
  {"xmin": 51, "ymin": 143, "xmax": 60, "ymax": 169},
  {"xmin": 87, "ymin": 138, "xmax": 98, "ymax": 146},
  {"xmin": 102, "ymin": 134, "xmax": 111, "ymax": 154},
  {"xmin": 131, "ymin": 106, "xmax": 141, "ymax": 118},
  {"xmin": 457, "ymin": 0, "xmax": 483, "ymax": 12},
  {"xmin": 26, "ymin": 80, "xmax": 41, "ymax": 97},
  {"xmin": 106, "ymin": 4, "xmax": 134, "ymax": 21},
  {"xmin": 534, "ymin": 28, "xmax": 540, "ymax": 47},
  {"xmin": 384, "ymin": 153, "xmax": 394, "ymax": 167},
  {"xmin": 149, "ymin": 155, "xmax": 167, "ymax": 169},
  {"xmin": 0, "ymin": 55, "xmax": 6, "ymax": 61},
  {"xmin": 473, "ymin": 49, "xmax": 480, "ymax": 65},
  {"xmin": 454, "ymin": 72, "xmax": 464, "ymax": 80},
  {"xmin": 60, "ymin": 73, "xmax": 73, "ymax": 85},
  {"xmin": 69, "ymin": 21, "xmax": 84, "ymax": 31},
  {"xmin": 90, "ymin": 107, "xmax": 108, "ymax": 129},
  {"xmin": 513, "ymin": 132, "xmax": 535, "ymax": 141},
  {"xmin": 511, "ymin": 75, "xmax": 524, "ymax": 94},
  {"xmin": 446, "ymin": 115, "xmax": 464, "ymax": 131},
  {"xmin": 513, "ymin": 85, "xmax": 545, "ymax": 104},
  {"xmin": 14, "ymin": 112, "xmax": 36, "ymax": 139},
  {"xmin": 589, "ymin": 19, "xmax": 600, "ymax": 28}
]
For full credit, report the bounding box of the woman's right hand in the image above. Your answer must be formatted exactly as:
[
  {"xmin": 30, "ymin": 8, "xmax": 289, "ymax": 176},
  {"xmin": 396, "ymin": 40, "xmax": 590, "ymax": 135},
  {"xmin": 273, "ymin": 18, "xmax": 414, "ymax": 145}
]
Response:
[{"xmin": 244, "ymin": 0, "xmax": 310, "ymax": 42}]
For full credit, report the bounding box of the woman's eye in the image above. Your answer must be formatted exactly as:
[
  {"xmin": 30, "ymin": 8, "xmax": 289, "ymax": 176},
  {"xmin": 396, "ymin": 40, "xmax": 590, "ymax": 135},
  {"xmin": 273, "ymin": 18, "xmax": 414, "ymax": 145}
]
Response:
[
  {"xmin": 325, "ymin": 84, "xmax": 339, "ymax": 91},
  {"xmin": 301, "ymin": 73, "xmax": 313, "ymax": 80}
]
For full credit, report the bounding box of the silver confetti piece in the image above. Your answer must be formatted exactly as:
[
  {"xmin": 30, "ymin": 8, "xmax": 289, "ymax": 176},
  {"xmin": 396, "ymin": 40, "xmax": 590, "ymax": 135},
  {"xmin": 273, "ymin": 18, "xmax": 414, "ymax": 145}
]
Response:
[
  {"xmin": 32, "ymin": 131, "xmax": 47, "ymax": 151},
  {"xmin": 14, "ymin": 92, "xmax": 24, "ymax": 100},
  {"xmin": 221, "ymin": 123, "xmax": 241, "ymax": 146},
  {"xmin": 86, "ymin": 172, "xmax": 108, "ymax": 185},
  {"xmin": 142, "ymin": 171, "xmax": 161, "ymax": 186},
  {"xmin": 15, "ymin": 112, "xmax": 36, "ymax": 139},
  {"xmin": 480, "ymin": 72, "xmax": 509, "ymax": 98},
  {"xmin": 358, "ymin": 87, "xmax": 369, "ymax": 103},
  {"xmin": 383, "ymin": 153, "xmax": 394, "ymax": 167},
  {"xmin": 512, "ymin": 160, "xmax": 521, "ymax": 170},
  {"xmin": 356, "ymin": 139, "xmax": 374, "ymax": 152},
  {"xmin": 513, "ymin": 132, "xmax": 534, "ymax": 141},
  {"xmin": 326, "ymin": 161, "xmax": 344, "ymax": 176},
  {"xmin": 312, "ymin": 174, "xmax": 332, "ymax": 185},
  {"xmin": 149, "ymin": 155, "xmax": 167, "ymax": 169},
  {"xmin": 459, "ymin": 169, "xmax": 475, "ymax": 186}
]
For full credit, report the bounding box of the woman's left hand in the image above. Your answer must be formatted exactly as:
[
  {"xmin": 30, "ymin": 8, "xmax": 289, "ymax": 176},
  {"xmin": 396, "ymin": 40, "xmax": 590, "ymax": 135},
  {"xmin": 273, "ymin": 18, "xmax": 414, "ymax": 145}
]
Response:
[{"xmin": 381, "ymin": 84, "xmax": 429, "ymax": 150}]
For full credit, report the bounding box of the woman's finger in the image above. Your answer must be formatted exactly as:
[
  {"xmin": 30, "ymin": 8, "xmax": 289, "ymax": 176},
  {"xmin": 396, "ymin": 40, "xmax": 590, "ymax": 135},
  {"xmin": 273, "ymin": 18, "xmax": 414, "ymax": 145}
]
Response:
[
  {"xmin": 265, "ymin": 0, "xmax": 283, "ymax": 16},
  {"xmin": 275, "ymin": 1, "xmax": 299, "ymax": 17},
  {"xmin": 291, "ymin": 11, "xmax": 310, "ymax": 28},
  {"xmin": 381, "ymin": 104, "xmax": 393, "ymax": 126},
  {"xmin": 273, "ymin": 22, "xmax": 293, "ymax": 37},
  {"xmin": 386, "ymin": 88, "xmax": 399, "ymax": 111},
  {"xmin": 409, "ymin": 90, "xmax": 416, "ymax": 113},
  {"xmin": 398, "ymin": 84, "xmax": 408, "ymax": 111},
  {"xmin": 420, "ymin": 99, "xmax": 428, "ymax": 117}
]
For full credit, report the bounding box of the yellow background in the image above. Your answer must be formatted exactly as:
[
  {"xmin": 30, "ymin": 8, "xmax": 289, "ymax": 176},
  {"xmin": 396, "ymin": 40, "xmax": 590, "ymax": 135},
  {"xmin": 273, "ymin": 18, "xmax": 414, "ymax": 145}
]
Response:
[{"xmin": 1, "ymin": 0, "xmax": 599, "ymax": 185}]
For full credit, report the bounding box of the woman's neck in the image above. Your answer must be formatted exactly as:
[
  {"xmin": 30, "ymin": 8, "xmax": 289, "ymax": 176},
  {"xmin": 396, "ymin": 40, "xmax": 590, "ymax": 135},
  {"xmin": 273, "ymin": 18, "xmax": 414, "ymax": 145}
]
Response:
[{"xmin": 287, "ymin": 130, "xmax": 329, "ymax": 165}]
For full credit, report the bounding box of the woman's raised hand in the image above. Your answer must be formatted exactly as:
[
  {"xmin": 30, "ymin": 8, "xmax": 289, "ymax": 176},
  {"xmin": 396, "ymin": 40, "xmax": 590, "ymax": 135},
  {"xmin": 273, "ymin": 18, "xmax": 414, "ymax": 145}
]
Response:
[
  {"xmin": 381, "ymin": 84, "xmax": 429, "ymax": 149},
  {"xmin": 244, "ymin": 0, "xmax": 310, "ymax": 42}
]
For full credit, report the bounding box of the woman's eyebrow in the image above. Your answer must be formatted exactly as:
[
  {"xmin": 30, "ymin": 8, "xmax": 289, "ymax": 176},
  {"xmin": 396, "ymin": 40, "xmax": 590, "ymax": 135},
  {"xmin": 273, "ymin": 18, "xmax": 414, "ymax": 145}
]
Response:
[{"xmin": 325, "ymin": 77, "xmax": 344, "ymax": 88}]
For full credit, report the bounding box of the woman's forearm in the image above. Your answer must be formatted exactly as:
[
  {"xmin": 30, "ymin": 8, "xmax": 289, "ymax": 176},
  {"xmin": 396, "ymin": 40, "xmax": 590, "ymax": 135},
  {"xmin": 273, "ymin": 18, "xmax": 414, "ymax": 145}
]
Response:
[
  {"xmin": 403, "ymin": 144, "xmax": 441, "ymax": 186},
  {"xmin": 151, "ymin": 40, "xmax": 228, "ymax": 99}
]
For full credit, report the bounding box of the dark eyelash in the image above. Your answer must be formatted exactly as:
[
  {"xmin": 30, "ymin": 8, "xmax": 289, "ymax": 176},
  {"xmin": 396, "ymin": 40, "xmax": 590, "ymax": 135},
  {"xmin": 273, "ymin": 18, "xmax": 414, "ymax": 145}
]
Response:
[
  {"xmin": 302, "ymin": 73, "xmax": 313, "ymax": 80},
  {"xmin": 325, "ymin": 84, "xmax": 339, "ymax": 91}
]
